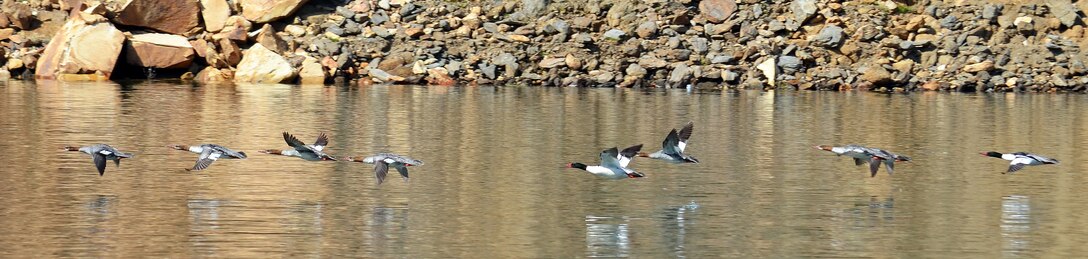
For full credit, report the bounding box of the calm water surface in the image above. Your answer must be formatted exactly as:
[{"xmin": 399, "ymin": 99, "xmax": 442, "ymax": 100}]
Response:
[{"xmin": 0, "ymin": 81, "xmax": 1086, "ymax": 258}]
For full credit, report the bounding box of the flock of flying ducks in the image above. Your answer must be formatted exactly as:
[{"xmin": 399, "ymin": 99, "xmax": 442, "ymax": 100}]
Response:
[
  {"xmin": 62, "ymin": 132, "xmax": 423, "ymax": 185},
  {"xmin": 565, "ymin": 121, "xmax": 1061, "ymax": 178},
  {"xmin": 62, "ymin": 123, "xmax": 1061, "ymax": 182}
]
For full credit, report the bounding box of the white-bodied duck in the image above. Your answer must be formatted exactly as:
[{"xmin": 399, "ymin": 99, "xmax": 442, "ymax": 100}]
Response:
[
  {"xmin": 566, "ymin": 146, "xmax": 646, "ymax": 179},
  {"xmin": 259, "ymin": 132, "xmax": 336, "ymax": 161},
  {"xmin": 345, "ymin": 154, "xmax": 424, "ymax": 184},
  {"xmin": 639, "ymin": 121, "xmax": 699, "ymax": 163},
  {"xmin": 168, "ymin": 144, "xmax": 248, "ymax": 171},
  {"xmin": 63, "ymin": 144, "xmax": 134, "ymax": 176},
  {"xmin": 981, "ymin": 151, "xmax": 1058, "ymax": 174}
]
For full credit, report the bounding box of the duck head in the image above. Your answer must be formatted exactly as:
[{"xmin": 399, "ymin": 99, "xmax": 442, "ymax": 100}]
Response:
[
  {"xmin": 566, "ymin": 162, "xmax": 587, "ymax": 170},
  {"xmin": 980, "ymin": 151, "xmax": 1003, "ymax": 158}
]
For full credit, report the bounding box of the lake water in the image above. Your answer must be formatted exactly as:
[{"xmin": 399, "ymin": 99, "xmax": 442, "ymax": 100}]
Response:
[{"xmin": 1, "ymin": 80, "xmax": 1086, "ymax": 258}]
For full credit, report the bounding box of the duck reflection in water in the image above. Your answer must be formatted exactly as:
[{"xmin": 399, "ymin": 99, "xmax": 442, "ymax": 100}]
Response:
[
  {"xmin": 585, "ymin": 215, "xmax": 631, "ymax": 257},
  {"xmin": 84, "ymin": 195, "xmax": 115, "ymax": 235},
  {"xmin": 1001, "ymin": 195, "xmax": 1032, "ymax": 257},
  {"xmin": 366, "ymin": 207, "xmax": 409, "ymax": 255},
  {"xmin": 660, "ymin": 201, "xmax": 699, "ymax": 258}
]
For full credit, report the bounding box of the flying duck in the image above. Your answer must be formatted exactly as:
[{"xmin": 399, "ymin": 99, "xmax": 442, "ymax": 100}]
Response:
[
  {"xmin": 639, "ymin": 121, "xmax": 699, "ymax": 163},
  {"xmin": 567, "ymin": 146, "xmax": 646, "ymax": 179},
  {"xmin": 63, "ymin": 144, "xmax": 134, "ymax": 176},
  {"xmin": 259, "ymin": 132, "xmax": 336, "ymax": 161},
  {"xmin": 981, "ymin": 151, "xmax": 1058, "ymax": 173},
  {"xmin": 168, "ymin": 144, "xmax": 248, "ymax": 171},
  {"xmin": 345, "ymin": 153, "xmax": 424, "ymax": 184}
]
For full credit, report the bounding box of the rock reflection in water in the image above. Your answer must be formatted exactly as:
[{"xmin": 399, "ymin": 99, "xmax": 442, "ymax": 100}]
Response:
[
  {"xmin": 585, "ymin": 215, "xmax": 631, "ymax": 258},
  {"xmin": 1001, "ymin": 195, "xmax": 1031, "ymax": 257}
]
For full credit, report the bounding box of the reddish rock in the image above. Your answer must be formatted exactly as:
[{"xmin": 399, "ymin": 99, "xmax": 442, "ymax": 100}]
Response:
[
  {"xmin": 124, "ymin": 33, "xmax": 196, "ymax": 69},
  {"xmin": 0, "ymin": 13, "xmax": 9, "ymax": 28},
  {"xmin": 218, "ymin": 38, "xmax": 242, "ymax": 66},
  {"xmin": 214, "ymin": 16, "xmax": 251, "ymax": 41},
  {"xmin": 114, "ymin": 0, "xmax": 200, "ymax": 35},
  {"xmin": 426, "ymin": 67, "xmax": 455, "ymax": 86},
  {"xmin": 921, "ymin": 81, "xmax": 940, "ymax": 91},
  {"xmin": 321, "ymin": 56, "xmax": 338, "ymax": 73},
  {"xmin": 255, "ymin": 24, "xmax": 289, "ymax": 54},
  {"xmin": 59, "ymin": 0, "xmax": 83, "ymax": 11},
  {"xmin": 699, "ymin": 0, "xmax": 737, "ymax": 24},
  {"xmin": 190, "ymin": 39, "xmax": 209, "ymax": 58},
  {"xmin": 35, "ymin": 13, "xmax": 125, "ymax": 80},
  {"xmin": 200, "ymin": 0, "xmax": 231, "ymax": 32},
  {"xmin": 239, "ymin": 0, "xmax": 309, "ymax": 23}
]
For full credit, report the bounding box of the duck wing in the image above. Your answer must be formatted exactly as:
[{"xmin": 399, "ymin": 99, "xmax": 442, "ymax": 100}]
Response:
[
  {"xmin": 599, "ymin": 147, "xmax": 622, "ymax": 169},
  {"xmin": 1006, "ymin": 157, "xmax": 1035, "ymax": 173},
  {"xmin": 282, "ymin": 132, "xmax": 308, "ymax": 149},
  {"xmin": 190, "ymin": 149, "xmax": 223, "ymax": 171},
  {"xmin": 869, "ymin": 157, "xmax": 881, "ymax": 177},
  {"xmin": 883, "ymin": 158, "xmax": 895, "ymax": 175},
  {"xmin": 92, "ymin": 153, "xmax": 107, "ymax": 176},
  {"xmin": 677, "ymin": 122, "xmax": 693, "ymax": 152},
  {"xmin": 661, "ymin": 129, "xmax": 681, "ymax": 155},
  {"xmin": 1006, "ymin": 163, "xmax": 1027, "ymax": 174},
  {"xmin": 853, "ymin": 157, "xmax": 868, "ymax": 166},
  {"xmin": 617, "ymin": 144, "xmax": 642, "ymax": 168},
  {"xmin": 393, "ymin": 163, "xmax": 410, "ymax": 182},
  {"xmin": 374, "ymin": 161, "xmax": 390, "ymax": 185},
  {"xmin": 209, "ymin": 144, "xmax": 247, "ymax": 159},
  {"xmin": 312, "ymin": 133, "xmax": 329, "ymax": 151},
  {"xmin": 1026, "ymin": 154, "xmax": 1058, "ymax": 164}
]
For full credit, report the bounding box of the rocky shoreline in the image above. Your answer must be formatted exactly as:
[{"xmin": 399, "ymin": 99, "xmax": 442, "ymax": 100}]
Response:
[{"xmin": 1, "ymin": 0, "xmax": 1086, "ymax": 92}]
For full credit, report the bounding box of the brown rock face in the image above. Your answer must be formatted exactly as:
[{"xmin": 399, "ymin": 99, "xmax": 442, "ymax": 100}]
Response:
[
  {"xmin": 699, "ymin": 0, "xmax": 736, "ymax": 24},
  {"xmin": 255, "ymin": 24, "xmax": 289, "ymax": 54},
  {"xmin": 124, "ymin": 33, "xmax": 196, "ymax": 69},
  {"xmin": 4, "ymin": 2, "xmax": 34, "ymax": 30},
  {"xmin": 239, "ymin": 0, "xmax": 310, "ymax": 23},
  {"xmin": 114, "ymin": 0, "xmax": 200, "ymax": 35},
  {"xmin": 35, "ymin": 13, "xmax": 125, "ymax": 80},
  {"xmin": 200, "ymin": 0, "xmax": 231, "ymax": 32},
  {"xmin": 218, "ymin": 38, "xmax": 243, "ymax": 66},
  {"xmin": 195, "ymin": 66, "xmax": 232, "ymax": 83}
]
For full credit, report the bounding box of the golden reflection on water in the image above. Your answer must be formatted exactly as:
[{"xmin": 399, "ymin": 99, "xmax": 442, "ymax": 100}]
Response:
[{"xmin": 0, "ymin": 81, "xmax": 1087, "ymax": 257}]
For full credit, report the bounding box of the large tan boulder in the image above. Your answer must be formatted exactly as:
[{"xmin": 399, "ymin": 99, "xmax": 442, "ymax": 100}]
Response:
[
  {"xmin": 124, "ymin": 33, "xmax": 196, "ymax": 69},
  {"xmin": 114, "ymin": 0, "xmax": 200, "ymax": 35},
  {"xmin": 35, "ymin": 13, "xmax": 125, "ymax": 80},
  {"xmin": 200, "ymin": 0, "xmax": 231, "ymax": 32},
  {"xmin": 234, "ymin": 43, "xmax": 296, "ymax": 83},
  {"xmin": 239, "ymin": 0, "xmax": 309, "ymax": 23},
  {"xmin": 298, "ymin": 56, "xmax": 326, "ymax": 85}
]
